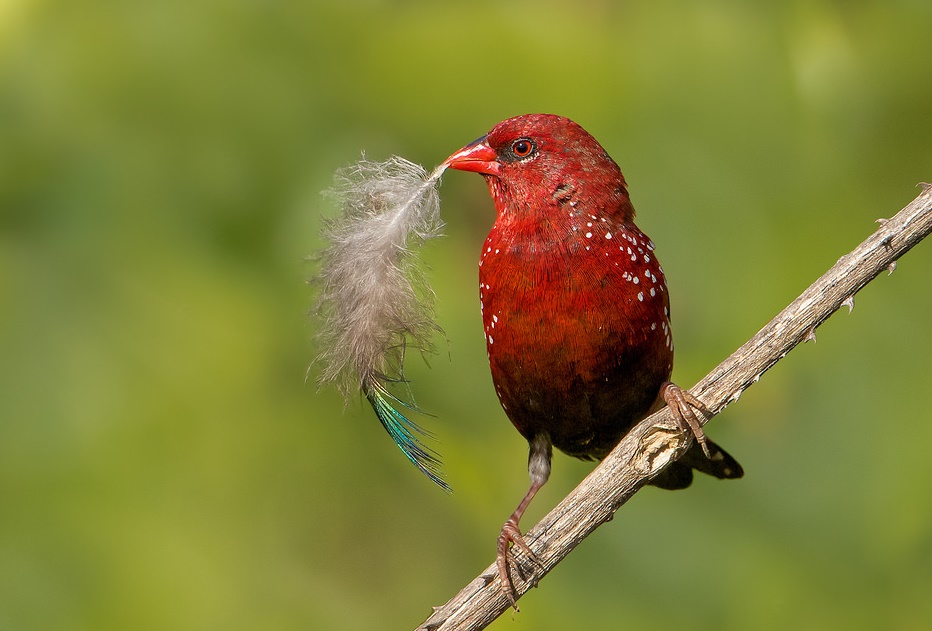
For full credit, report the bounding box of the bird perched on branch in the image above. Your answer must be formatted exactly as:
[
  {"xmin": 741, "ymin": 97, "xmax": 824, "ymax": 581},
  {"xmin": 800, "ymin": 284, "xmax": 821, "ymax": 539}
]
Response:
[{"xmin": 442, "ymin": 113, "xmax": 743, "ymax": 607}]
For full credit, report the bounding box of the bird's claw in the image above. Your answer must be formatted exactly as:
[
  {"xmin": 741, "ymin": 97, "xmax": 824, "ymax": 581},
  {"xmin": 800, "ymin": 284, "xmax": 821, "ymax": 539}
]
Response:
[
  {"xmin": 496, "ymin": 517, "xmax": 541, "ymax": 610},
  {"xmin": 660, "ymin": 381, "xmax": 712, "ymax": 458}
]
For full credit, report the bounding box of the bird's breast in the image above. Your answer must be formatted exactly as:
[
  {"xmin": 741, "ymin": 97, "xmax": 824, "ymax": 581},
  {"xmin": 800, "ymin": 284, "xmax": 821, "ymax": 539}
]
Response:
[{"xmin": 478, "ymin": 215, "xmax": 675, "ymax": 457}]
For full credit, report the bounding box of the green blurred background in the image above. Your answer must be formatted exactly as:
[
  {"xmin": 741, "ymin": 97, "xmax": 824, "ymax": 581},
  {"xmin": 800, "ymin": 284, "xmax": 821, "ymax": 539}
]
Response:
[{"xmin": 2, "ymin": 1, "xmax": 932, "ymax": 629}]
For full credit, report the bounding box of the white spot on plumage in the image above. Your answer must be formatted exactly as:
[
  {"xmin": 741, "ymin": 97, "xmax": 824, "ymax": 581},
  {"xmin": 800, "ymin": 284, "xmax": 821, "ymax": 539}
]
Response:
[
  {"xmin": 605, "ymin": 232, "xmax": 612, "ymax": 240},
  {"xmin": 585, "ymin": 232, "xmax": 593, "ymax": 238},
  {"xmin": 650, "ymin": 287, "xmax": 656, "ymax": 296},
  {"xmin": 638, "ymin": 292, "xmax": 644, "ymax": 301},
  {"xmin": 633, "ymin": 276, "xmax": 639, "ymax": 284}
]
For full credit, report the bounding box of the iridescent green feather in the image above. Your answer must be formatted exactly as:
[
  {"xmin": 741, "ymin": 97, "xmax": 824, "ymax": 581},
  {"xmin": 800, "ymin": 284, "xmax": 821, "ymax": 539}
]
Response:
[{"xmin": 364, "ymin": 376, "xmax": 450, "ymax": 493}]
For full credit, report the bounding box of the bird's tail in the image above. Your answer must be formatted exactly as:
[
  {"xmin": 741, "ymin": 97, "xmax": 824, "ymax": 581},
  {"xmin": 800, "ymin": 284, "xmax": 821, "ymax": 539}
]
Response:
[{"xmin": 649, "ymin": 438, "xmax": 743, "ymax": 490}]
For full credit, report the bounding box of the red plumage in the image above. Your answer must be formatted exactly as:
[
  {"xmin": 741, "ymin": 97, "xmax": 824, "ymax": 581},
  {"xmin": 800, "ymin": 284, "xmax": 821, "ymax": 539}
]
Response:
[
  {"xmin": 444, "ymin": 114, "xmax": 742, "ymax": 608},
  {"xmin": 478, "ymin": 116, "xmax": 671, "ymax": 458}
]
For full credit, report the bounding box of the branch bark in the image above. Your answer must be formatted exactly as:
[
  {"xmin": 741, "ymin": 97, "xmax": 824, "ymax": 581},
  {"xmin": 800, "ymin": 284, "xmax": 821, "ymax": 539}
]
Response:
[{"xmin": 416, "ymin": 184, "xmax": 932, "ymax": 631}]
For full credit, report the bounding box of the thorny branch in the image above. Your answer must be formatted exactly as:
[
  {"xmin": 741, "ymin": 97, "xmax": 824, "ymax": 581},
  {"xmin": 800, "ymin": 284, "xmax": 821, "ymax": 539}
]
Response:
[{"xmin": 416, "ymin": 184, "xmax": 932, "ymax": 631}]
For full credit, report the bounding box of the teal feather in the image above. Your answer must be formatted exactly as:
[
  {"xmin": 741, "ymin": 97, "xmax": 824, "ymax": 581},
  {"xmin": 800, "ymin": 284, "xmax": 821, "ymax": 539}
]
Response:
[{"xmin": 364, "ymin": 376, "xmax": 450, "ymax": 493}]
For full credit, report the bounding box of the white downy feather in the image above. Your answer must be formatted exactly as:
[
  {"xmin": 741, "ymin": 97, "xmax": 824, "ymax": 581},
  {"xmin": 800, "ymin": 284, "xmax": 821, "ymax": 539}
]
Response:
[{"xmin": 314, "ymin": 156, "xmax": 450, "ymax": 490}]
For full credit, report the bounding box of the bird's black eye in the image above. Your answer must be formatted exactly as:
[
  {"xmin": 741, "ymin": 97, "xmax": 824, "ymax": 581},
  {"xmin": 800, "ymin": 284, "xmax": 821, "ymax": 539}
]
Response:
[{"xmin": 510, "ymin": 138, "xmax": 536, "ymax": 159}]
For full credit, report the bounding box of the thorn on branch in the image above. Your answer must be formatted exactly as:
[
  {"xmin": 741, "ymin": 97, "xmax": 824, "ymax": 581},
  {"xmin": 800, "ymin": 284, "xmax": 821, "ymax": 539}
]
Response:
[
  {"xmin": 805, "ymin": 328, "xmax": 817, "ymax": 343},
  {"xmin": 842, "ymin": 295, "xmax": 855, "ymax": 313},
  {"xmin": 888, "ymin": 260, "xmax": 897, "ymax": 275},
  {"xmin": 919, "ymin": 182, "xmax": 931, "ymax": 192}
]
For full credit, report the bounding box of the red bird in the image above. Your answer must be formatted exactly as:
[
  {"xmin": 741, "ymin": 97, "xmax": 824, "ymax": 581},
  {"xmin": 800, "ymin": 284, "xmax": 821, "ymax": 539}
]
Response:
[{"xmin": 442, "ymin": 114, "xmax": 743, "ymax": 607}]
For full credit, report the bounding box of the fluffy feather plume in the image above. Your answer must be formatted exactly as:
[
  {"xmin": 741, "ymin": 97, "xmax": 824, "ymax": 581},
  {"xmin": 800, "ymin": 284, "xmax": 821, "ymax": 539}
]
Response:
[{"xmin": 314, "ymin": 156, "xmax": 450, "ymax": 491}]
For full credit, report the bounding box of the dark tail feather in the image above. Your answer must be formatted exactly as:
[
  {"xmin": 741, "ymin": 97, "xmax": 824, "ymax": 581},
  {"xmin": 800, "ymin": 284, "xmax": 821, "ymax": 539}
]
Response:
[{"xmin": 649, "ymin": 439, "xmax": 743, "ymax": 490}]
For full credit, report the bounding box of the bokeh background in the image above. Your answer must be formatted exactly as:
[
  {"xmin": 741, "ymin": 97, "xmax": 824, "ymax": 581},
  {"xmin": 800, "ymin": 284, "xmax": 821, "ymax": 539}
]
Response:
[{"xmin": 2, "ymin": 1, "xmax": 932, "ymax": 629}]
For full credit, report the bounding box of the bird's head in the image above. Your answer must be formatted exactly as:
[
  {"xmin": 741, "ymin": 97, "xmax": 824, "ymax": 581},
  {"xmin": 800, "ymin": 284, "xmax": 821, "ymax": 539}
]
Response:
[{"xmin": 443, "ymin": 113, "xmax": 635, "ymax": 222}]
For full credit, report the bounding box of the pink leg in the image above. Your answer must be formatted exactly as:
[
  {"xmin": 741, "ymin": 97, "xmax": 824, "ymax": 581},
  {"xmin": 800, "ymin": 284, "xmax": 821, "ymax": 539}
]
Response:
[
  {"xmin": 497, "ymin": 434, "xmax": 551, "ymax": 610},
  {"xmin": 660, "ymin": 381, "xmax": 712, "ymax": 458}
]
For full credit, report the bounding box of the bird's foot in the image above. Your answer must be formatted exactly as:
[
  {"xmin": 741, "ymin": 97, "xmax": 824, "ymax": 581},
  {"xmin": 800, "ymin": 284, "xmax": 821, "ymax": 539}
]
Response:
[
  {"xmin": 496, "ymin": 517, "xmax": 541, "ymax": 610},
  {"xmin": 660, "ymin": 381, "xmax": 712, "ymax": 458}
]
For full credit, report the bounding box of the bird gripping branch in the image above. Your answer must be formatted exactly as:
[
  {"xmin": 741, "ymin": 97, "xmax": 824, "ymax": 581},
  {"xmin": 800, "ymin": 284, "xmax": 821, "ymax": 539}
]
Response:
[{"xmin": 315, "ymin": 115, "xmax": 743, "ymax": 608}]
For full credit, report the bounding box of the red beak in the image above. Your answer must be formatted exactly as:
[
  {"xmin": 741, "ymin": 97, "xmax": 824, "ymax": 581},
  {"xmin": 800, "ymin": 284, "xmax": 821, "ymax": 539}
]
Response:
[{"xmin": 442, "ymin": 136, "xmax": 501, "ymax": 176}]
